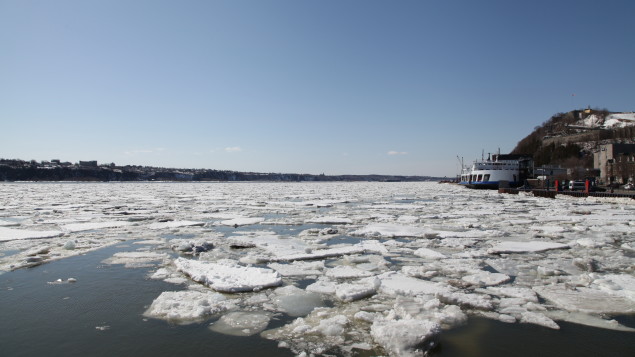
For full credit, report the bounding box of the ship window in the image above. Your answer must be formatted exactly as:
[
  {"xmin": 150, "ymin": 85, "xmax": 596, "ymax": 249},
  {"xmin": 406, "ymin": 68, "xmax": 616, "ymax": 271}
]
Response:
[
  {"xmin": 477, "ymin": 174, "xmax": 482, "ymax": 182},
  {"xmin": 483, "ymin": 174, "xmax": 490, "ymax": 182}
]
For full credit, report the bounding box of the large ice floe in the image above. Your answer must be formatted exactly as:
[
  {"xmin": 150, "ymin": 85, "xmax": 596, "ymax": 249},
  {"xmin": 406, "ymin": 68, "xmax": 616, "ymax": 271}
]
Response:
[{"xmin": 1, "ymin": 181, "xmax": 634, "ymax": 356}]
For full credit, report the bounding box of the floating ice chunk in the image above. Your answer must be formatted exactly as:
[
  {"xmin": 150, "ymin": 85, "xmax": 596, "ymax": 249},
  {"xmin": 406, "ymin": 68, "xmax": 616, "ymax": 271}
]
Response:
[
  {"xmin": 228, "ymin": 232, "xmax": 311, "ymax": 260},
  {"xmin": 134, "ymin": 239, "xmax": 166, "ymax": 245},
  {"xmin": 461, "ymin": 271, "xmax": 510, "ymax": 287},
  {"xmin": 575, "ymin": 238, "xmax": 606, "ymax": 248},
  {"xmin": 413, "ymin": 248, "xmax": 446, "ymax": 260},
  {"xmin": 356, "ymin": 240, "xmax": 389, "ymax": 255},
  {"xmin": 209, "ymin": 311, "xmax": 272, "ymax": 336},
  {"xmin": 354, "ymin": 310, "xmax": 380, "ymax": 323},
  {"xmin": 370, "ymin": 319, "xmax": 440, "ymax": 357},
  {"xmin": 175, "ymin": 258, "xmax": 282, "ymax": 293},
  {"xmin": 61, "ymin": 221, "xmax": 132, "ymax": 232},
  {"xmin": 305, "ymin": 216, "xmax": 352, "ymax": 224},
  {"xmin": 219, "ymin": 217, "xmax": 264, "ymax": 227},
  {"xmin": 0, "ymin": 227, "xmax": 64, "ymax": 241},
  {"xmin": 590, "ymin": 273, "xmax": 635, "ymax": 302},
  {"xmin": 350, "ymin": 223, "xmax": 437, "ymax": 238},
  {"xmin": 150, "ymin": 267, "xmax": 189, "ymax": 285},
  {"xmin": 390, "ymin": 295, "xmax": 440, "ymax": 320},
  {"xmin": 272, "ymin": 286, "xmax": 325, "ymax": 317},
  {"xmin": 477, "ymin": 286, "xmax": 539, "ymax": 303},
  {"xmin": 325, "ymin": 265, "xmax": 374, "ymax": 279},
  {"xmin": 269, "ymin": 245, "xmax": 369, "ymax": 262},
  {"xmin": 531, "ymin": 225, "xmax": 571, "ymax": 238},
  {"xmin": 436, "ymin": 229, "xmax": 506, "ymax": 239},
  {"xmin": 438, "ymin": 291, "xmax": 493, "ymax": 310},
  {"xmin": 147, "ymin": 220, "xmax": 205, "ymax": 230},
  {"xmin": 104, "ymin": 252, "xmax": 169, "ymax": 267},
  {"xmin": 63, "ymin": 240, "xmax": 76, "ymax": 250},
  {"xmin": 0, "ymin": 219, "xmax": 19, "ymax": 227},
  {"xmin": 397, "ymin": 215, "xmax": 419, "ymax": 224},
  {"xmin": 169, "ymin": 239, "xmax": 214, "ymax": 255},
  {"xmin": 306, "ymin": 277, "xmax": 338, "ymax": 295},
  {"xmin": 47, "ymin": 277, "xmax": 77, "ymax": 284},
  {"xmin": 498, "ymin": 314, "xmax": 517, "ymax": 323},
  {"xmin": 261, "ymin": 307, "xmax": 351, "ymax": 354},
  {"xmin": 335, "ymin": 277, "xmax": 380, "ymax": 302},
  {"xmin": 316, "ymin": 314, "xmax": 348, "ymax": 336},
  {"xmin": 488, "ymin": 241, "xmax": 569, "ymax": 254},
  {"xmin": 533, "ymin": 284, "xmax": 635, "ymax": 314},
  {"xmin": 520, "ymin": 311, "xmax": 560, "ymax": 329},
  {"xmin": 144, "ymin": 290, "xmax": 234, "ymax": 323},
  {"xmin": 268, "ymin": 261, "xmax": 324, "ymax": 276},
  {"xmin": 377, "ymin": 272, "xmax": 452, "ymax": 296},
  {"xmin": 544, "ymin": 310, "xmax": 635, "ymax": 332},
  {"xmin": 401, "ymin": 266, "xmax": 438, "ymax": 279},
  {"xmin": 25, "ymin": 246, "xmax": 51, "ymax": 256}
]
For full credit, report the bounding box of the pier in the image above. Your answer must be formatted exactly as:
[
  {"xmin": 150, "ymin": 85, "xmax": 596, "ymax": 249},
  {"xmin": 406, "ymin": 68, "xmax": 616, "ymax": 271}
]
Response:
[{"xmin": 498, "ymin": 188, "xmax": 635, "ymax": 200}]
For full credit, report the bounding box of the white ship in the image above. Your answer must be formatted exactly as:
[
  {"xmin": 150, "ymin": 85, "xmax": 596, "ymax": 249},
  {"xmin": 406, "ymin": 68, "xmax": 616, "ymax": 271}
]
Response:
[{"xmin": 459, "ymin": 152, "xmax": 532, "ymax": 189}]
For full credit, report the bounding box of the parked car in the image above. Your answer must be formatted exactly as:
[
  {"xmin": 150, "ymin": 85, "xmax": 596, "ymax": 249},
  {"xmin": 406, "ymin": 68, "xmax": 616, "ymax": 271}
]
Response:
[{"xmin": 623, "ymin": 183, "xmax": 634, "ymax": 190}]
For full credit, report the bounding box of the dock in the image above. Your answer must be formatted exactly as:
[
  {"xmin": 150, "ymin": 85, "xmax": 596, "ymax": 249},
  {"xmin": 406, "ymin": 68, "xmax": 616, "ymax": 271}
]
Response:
[{"xmin": 498, "ymin": 188, "xmax": 635, "ymax": 200}]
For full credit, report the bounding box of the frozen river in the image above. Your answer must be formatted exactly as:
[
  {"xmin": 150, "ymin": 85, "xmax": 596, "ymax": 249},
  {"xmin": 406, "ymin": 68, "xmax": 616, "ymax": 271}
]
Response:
[{"xmin": 1, "ymin": 182, "xmax": 634, "ymax": 356}]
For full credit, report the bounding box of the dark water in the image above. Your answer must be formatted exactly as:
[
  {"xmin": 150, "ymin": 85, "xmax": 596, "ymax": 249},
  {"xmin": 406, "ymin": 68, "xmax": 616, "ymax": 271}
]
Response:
[
  {"xmin": 1, "ymin": 244, "xmax": 634, "ymax": 357},
  {"xmin": 0, "ymin": 244, "xmax": 291, "ymax": 357}
]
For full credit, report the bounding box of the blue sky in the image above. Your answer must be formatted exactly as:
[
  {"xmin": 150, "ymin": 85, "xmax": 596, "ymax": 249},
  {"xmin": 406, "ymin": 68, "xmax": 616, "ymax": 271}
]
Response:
[{"xmin": 1, "ymin": 0, "xmax": 633, "ymax": 176}]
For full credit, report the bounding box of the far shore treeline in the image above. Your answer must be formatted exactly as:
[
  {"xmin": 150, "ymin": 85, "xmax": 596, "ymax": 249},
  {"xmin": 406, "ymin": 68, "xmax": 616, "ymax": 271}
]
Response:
[{"xmin": 0, "ymin": 159, "xmax": 441, "ymax": 182}]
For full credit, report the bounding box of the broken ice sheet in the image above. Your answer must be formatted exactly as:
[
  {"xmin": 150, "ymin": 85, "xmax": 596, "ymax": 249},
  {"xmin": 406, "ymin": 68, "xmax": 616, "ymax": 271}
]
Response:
[
  {"xmin": 144, "ymin": 290, "xmax": 235, "ymax": 323},
  {"xmin": 487, "ymin": 240, "xmax": 569, "ymax": 254},
  {"xmin": 271, "ymin": 285, "xmax": 325, "ymax": 317},
  {"xmin": 0, "ymin": 227, "xmax": 64, "ymax": 241},
  {"xmin": 103, "ymin": 252, "xmax": 170, "ymax": 268},
  {"xmin": 268, "ymin": 261, "xmax": 324, "ymax": 276},
  {"xmin": 61, "ymin": 221, "xmax": 132, "ymax": 233},
  {"xmin": 533, "ymin": 284, "xmax": 635, "ymax": 314},
  {"xmin": 2, "ymin": 181, "xmax": 635, "ymax": 356},
  {"xmin": 174, "ymin": 257, "xmax": 283, "ymax": 293},
  {"xmin": 209, "ymin": 311, "xmax": 272, "ymax": 336}
]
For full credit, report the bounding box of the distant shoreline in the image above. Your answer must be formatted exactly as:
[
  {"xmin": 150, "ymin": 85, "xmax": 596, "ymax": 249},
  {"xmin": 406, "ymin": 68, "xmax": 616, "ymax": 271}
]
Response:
[{"xmin": 0, "ymin": 159, "xmax": 443, "ymax": 182}]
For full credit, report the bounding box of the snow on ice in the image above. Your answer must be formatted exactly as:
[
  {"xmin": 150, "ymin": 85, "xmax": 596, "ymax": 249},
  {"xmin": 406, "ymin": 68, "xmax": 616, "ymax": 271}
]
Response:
[
  {"xmin": 174, "ymin": 257, "xmax": 283, "ymax": 293},
  {"xmin": 0, "ymin": 227, "xmax": 64, "ymax": 241},
  {"xmin": 144, "ymin": 290, "xmax": 235, "ymax": 323},
  {"xmin": 1, "ymin": 181, "xmax": 634, "ymax": 356}
]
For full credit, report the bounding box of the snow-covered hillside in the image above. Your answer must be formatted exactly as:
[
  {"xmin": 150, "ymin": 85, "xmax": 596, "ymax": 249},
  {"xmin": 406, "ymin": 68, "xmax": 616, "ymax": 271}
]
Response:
[{"xmin": 576, "ymin": 112, "xmax": 635, "ymax": 129}]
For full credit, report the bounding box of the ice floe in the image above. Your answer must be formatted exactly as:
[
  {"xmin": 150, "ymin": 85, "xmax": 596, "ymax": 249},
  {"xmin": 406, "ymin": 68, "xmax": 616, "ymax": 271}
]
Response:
[
  {"xmin": 2, "ymin": 181, "xmax": 635, "ymax": 356},
  {"xmin": 371, "ymin": 319, "xmax": 440, "ymax": 356},
  {"xmin": 174, "ymin": 257, "xmax": 283, "ymax": 293},
  {"xmin": 61, "ymin": 221, "xmax": 132, "ymax": 232},
  {"xmin": 305, "ymin": 216, "xmax": 353, "ymax": 224},
  {"xmin": 144, "ymin": 290, "xmax": 235, "ymax": 323},
  {"xmin": 104, "ymin": 252, "xmax": 170, "ymax": 268},
  {"xmin": 271, "ymin": 285, "xmax": 325, "ymax": 316},
  {"xmin": 351, "ymin": 223, "xmax": 437, "ymax": 238},
  {"xmin": 209, "ymin": 311, "xmax": 272, "ymax": 336},
  {"xmin": 146, "ymin": 220, "xmax": 205, "ymax": 230},
  {"xmin": 488, "ymin": 241, "xmax": 570, "ymax": 254},
  {"xmin": 0, "ymin": 227, "xmax": 64, "ymax": 241}
]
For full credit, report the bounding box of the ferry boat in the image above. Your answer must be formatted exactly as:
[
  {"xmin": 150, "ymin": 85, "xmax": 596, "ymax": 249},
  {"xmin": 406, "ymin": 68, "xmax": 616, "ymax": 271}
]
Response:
[{"xmin": 459, "ymin": 153, "xmax": 533, "ymax": 189}]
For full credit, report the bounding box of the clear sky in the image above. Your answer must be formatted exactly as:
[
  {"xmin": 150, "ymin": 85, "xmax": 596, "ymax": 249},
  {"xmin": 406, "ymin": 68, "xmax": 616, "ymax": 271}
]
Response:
[{"xmin": 1, "ymin": 0, "xmax": 633, "ymax": 177}]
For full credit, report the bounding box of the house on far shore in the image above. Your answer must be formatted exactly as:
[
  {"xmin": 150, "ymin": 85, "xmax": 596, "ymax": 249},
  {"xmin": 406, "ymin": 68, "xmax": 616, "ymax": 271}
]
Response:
[{"xmin": 594, "ymin": 143, "xmax": 635, "ymax": 185}]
